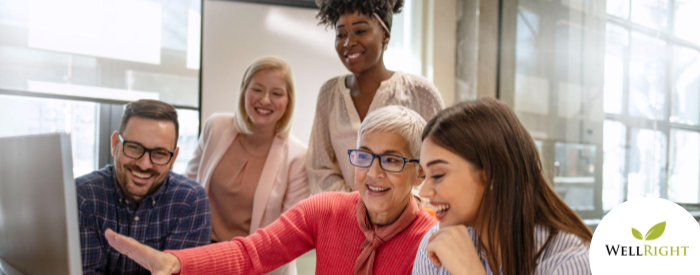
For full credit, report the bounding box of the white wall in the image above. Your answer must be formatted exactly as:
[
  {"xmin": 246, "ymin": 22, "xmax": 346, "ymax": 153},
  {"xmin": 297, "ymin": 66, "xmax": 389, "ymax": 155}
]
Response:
[{"xmin": 201, "ymin": 1, "xmax": 347, "ymax": 144}]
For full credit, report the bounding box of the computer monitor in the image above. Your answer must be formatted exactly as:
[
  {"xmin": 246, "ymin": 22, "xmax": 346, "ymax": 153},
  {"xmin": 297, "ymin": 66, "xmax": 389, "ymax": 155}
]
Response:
[{"xmin": 0, "ymin": 133, "xmax": 82, "ymax": 275}]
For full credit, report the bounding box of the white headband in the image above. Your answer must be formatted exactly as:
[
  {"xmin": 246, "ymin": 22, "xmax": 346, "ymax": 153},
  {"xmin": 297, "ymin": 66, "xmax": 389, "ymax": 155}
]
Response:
[{"xmin": 373, "ymin": 13, "xmax": 390, "ymax": 36}]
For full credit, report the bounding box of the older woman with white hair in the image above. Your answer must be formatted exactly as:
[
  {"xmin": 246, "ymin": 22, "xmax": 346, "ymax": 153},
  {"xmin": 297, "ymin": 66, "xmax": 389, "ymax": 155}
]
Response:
[
  {"xmin": 104, "ymin": 105, "xmax": 437, "ymax": 275},
  {"xmin": 185, "ymin": 56, "xmax": 308, "ymax": 275}
]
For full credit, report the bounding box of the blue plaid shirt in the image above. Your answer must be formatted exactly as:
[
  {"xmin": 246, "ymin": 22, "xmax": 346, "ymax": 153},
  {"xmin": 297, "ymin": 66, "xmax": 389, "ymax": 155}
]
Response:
[{"xmin": 76, "ymin": 165, "xmax": 211, "ymax": 275}]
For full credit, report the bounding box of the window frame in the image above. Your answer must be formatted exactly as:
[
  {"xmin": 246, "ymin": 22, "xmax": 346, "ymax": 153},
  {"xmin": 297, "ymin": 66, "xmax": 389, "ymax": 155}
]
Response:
[
  {"xmin": 0, "ymin": 0, "xmax": 204, "ymax": 174},
  {"xmin": 497, "ymin": 0, "xmax": 700, "ymax": 223},
  {"xmin": 605, "ymin": 0, "xmax": 700, "ymax": 207}
]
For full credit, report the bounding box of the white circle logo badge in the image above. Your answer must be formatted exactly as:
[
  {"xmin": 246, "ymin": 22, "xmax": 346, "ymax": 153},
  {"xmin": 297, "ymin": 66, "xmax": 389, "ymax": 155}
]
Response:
[{"xmin": 590, "ymin": 197, "xmax": 700, "ymax": 274}]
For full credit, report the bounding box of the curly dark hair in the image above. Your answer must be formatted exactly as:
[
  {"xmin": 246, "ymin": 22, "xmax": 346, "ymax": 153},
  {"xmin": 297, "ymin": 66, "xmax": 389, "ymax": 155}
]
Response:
[{"xmin": 316, "ymin": 0, "xmax": 404, "ymax": 34}]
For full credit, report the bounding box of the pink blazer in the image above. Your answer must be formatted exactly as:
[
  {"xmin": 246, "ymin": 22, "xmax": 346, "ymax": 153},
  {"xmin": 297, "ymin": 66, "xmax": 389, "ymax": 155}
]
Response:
[{"xmin": 185, "ymin": 113, "xmax": 309, "ymax": 275}]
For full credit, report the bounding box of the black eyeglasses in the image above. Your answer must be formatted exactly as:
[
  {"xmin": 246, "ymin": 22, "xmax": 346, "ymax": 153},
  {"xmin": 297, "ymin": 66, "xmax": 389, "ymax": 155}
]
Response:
[
  {"xmin": 118, "ymin": 134, "xmax": 174, "ymax": 165},
  {"xmin": 348, "ymin": 149, "xmax": 419, "ymax": 173}
]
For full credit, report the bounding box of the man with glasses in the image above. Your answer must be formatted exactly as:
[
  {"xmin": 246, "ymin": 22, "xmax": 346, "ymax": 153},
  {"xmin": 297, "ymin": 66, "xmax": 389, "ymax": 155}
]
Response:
[{"xmin": 75, "ymin": 99, "xmax": 210, "ymax": 275}]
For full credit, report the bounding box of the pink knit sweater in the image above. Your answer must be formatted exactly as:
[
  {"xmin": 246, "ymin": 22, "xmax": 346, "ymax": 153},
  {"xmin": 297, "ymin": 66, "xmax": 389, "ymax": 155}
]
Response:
[{"xmin": 170, "ymin": 192, "xmax": 436, "ymax": 274}]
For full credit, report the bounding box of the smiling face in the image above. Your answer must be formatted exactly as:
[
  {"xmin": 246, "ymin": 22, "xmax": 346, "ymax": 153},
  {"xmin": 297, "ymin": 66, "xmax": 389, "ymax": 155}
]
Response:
[
  {"xmin": 111, "ymin": 116, "xmax": 179, "ymax": 203},
  {"xmin": 355, "ymin": 131, "xmax": 422, "ymax": 225},
  {"xmin": 243, "ymin": 68, "xmax": 289, "ymax": 132},
  {"xmin": 335, "ymin": 11, "xmax": 389, "ymax": 74},
  {"xmin": 419, "ymin": 137, "xmax": 486, "ymax": 227}
]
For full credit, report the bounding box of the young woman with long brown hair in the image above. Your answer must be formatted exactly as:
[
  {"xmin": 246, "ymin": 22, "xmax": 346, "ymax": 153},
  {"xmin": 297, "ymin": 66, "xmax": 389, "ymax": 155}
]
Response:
[{"xmin": 413, "ymin": 98, "xmax": 592, "ymax": 275}]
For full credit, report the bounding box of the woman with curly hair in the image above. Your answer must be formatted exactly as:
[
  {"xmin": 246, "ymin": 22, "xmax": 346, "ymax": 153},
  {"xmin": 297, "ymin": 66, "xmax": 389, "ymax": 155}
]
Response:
[{"xmin": 307, "ymin": 0, "xmax": 445, "ymax": 194}]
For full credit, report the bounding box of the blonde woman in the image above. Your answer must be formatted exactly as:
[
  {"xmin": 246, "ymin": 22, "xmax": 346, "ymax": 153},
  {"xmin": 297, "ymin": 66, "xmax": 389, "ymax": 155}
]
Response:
[{"xmin": 185, "ymin": 56, "xmax": 308, "ymax": 275}]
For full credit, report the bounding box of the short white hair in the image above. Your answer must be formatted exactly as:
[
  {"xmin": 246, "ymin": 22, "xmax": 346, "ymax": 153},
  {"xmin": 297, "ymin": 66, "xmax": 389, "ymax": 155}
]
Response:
[{"xmin": 357, "ymin": 105, "xmax": 426, "ymax": 158}]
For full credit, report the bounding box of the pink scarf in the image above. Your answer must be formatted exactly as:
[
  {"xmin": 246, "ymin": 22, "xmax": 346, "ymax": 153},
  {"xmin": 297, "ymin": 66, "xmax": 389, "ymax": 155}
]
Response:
[{"xmin": 354, "ymin": 195, "xmax": 419, "ymax": 275}]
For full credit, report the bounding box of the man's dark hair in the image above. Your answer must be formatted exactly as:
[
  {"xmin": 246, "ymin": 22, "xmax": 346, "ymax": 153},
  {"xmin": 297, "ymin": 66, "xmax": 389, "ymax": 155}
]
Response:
[
  {"xmin": 317, "ymin": 0, "xmax": 404, "ymax": 34},
  {"xmin": 119, "ymin": 99, "xmax": 179, "ymax": 148}
]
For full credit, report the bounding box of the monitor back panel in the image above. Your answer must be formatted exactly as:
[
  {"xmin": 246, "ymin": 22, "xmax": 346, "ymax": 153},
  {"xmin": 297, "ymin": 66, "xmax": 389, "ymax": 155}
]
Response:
[{"xmin": 0, "ymin": 133, "xmax": 82, "ymax": 275}]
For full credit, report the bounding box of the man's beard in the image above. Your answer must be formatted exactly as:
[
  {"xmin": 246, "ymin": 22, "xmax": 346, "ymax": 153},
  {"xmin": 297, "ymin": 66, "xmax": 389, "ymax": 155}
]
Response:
[{"xmin": 115, "ymin": 163, "xmax": 161, "ymax": 200}]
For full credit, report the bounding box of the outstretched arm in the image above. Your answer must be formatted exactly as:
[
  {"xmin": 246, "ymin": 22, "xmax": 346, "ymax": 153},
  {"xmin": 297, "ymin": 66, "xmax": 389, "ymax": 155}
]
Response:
[
  {"xmin": 105, "ymin": 229, "xmax": 181, "ymax": 275},
  {"xmin": 107, "ymin": 195, "xmax": 321, "ymax": 275}
]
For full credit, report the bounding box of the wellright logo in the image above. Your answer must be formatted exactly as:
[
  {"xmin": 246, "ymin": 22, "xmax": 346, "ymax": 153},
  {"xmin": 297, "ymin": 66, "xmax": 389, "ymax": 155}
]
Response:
[
  {"xmin": 632, "ymin": 221, "xmax": 665, "ymax": 241},
  {"xmin": 590, "ymin": 198, "xmax": 700, "ymax": 274},
  {"xmin": 604, "ymin": 221, "xmax": 690, "ymax": 257}
]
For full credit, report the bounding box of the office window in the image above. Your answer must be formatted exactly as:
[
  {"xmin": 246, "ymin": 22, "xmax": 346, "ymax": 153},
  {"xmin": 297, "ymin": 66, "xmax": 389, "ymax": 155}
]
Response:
[
  {"xmin": 174, "ymin": 109, "xmax": 200, "ymax": 174},
  {"xmin": 605, "ymin": 0, "xmax": 700, "ymax": 206},
  {"xmin": 0, "ymin": 0, "xmax": 201, "ymax": 175},
  {"xmin": 383, "ymin": 0, "xmax": 425, "ymax": 76},
  {"xmin": 502, "ymin": 0, "xmax": 700, "ymax": 219},
  {"xmin": 0, "ymin": 94, "xmax": 97, "ymax": 177}
]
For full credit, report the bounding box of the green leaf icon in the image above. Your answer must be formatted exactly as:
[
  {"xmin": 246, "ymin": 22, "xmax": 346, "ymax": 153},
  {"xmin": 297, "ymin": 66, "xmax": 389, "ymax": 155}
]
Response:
[
  {"xmin": 632, "ymin": 228, "xmax": 643, "ymax": 240},
  {"xmin": 644, "ymin": 221, "xmax": 666, "ymax": 241}
]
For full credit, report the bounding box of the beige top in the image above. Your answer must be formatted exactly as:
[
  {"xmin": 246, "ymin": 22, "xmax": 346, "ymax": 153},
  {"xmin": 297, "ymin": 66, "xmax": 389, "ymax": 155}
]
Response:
[
  {"xmin": 306, "ymin": 71, "xmax": 445, "ymax": 194},
  {"xmin": 209, "ymin": 137, "xmax": 266, "ymax": 242}
]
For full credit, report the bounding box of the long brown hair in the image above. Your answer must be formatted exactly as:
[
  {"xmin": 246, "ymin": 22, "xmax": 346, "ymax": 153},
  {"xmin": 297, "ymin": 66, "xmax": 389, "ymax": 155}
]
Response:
[{"xmin": 422, "ymin": 98, "xmax": 592, "ymax": 275}]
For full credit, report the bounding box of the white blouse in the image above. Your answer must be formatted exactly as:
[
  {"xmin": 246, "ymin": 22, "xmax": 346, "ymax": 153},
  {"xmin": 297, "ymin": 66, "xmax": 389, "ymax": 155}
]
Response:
[{"xmin": 306, "ymin": 71, "xmax": 445, "ymax": 194}]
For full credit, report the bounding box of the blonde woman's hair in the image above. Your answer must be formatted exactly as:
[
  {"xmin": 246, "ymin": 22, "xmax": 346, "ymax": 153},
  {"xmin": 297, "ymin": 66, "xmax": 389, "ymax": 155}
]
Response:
[{"xmin": 233, "ymin": 56, "xmax": 296, "ymax": 137}]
